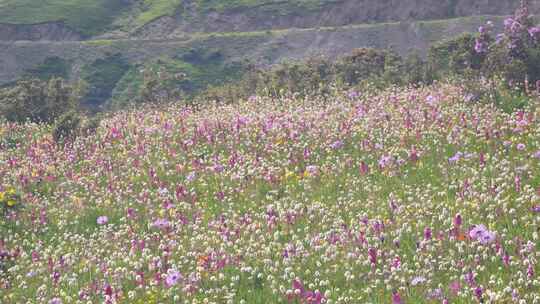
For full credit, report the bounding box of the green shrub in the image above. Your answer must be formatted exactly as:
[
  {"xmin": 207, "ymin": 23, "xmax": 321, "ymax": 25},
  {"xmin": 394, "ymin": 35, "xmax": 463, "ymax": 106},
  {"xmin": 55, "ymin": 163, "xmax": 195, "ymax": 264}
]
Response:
[
  {"xmin": 0, "ymin": 78, "xmax": 80, "ymax": 123},
  {"xmin": 52, "ymin": 110, "xmax": 82, "ymax": 142},
  {"xmin": 335, "ymin": 48, "xmax": 393, "ymax": 86},
  {"xmin": 427, "ymin": 33, "xmax": 484, "ymax": 79},
  {"xmin": 80, "ymin": 115, "xmax": 102, "ymax": 136}
]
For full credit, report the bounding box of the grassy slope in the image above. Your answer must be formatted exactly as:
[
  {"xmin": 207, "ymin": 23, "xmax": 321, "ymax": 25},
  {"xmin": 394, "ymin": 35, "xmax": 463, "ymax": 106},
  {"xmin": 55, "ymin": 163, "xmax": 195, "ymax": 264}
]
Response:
[
  {"xmin": 2, "ymin": 84, "xmax": 540, "ymax": 303},
  {"xmin": 0, "ymin": 0, "xmax": 127, "ymax": 36},
  {"xmin": 0, "ymin": 0, "xmax": 184, "ymax": 35},
  {"xmin": 0, "ymin": 0, "xmax": 344, "ymax": 35}
]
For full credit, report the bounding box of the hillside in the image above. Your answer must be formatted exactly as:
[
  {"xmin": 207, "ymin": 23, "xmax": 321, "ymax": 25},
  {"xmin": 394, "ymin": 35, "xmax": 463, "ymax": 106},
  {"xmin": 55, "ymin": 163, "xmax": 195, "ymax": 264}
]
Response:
[
  {"xmin": 0, "ymin": 16, "xmax": 502, "ymax": 106},
  {"xmin": 0, "ymin": 0, "xmax": 536, "ymax": 39},
  {"xmin": 3, "ymin": 83, "xmax": 540, "ymax": 303}
]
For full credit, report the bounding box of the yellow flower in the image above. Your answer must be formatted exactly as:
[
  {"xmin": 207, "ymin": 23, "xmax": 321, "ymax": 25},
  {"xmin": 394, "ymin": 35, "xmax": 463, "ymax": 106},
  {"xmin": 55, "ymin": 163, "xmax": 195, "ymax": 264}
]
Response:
[
  {"xmin": 7, "ymin": 188, "xmax": 16, "ymax": 195},
  {"xmin": 0, "ymin": 192, "xmax": 5, "ymax": 202},
  {"xmin": 6, "ymin": 200, "xmax": 16, "ymax": 207},
  {"xmin": 284, "ymin": 170, "xmax": 294, "ymax": 180}
]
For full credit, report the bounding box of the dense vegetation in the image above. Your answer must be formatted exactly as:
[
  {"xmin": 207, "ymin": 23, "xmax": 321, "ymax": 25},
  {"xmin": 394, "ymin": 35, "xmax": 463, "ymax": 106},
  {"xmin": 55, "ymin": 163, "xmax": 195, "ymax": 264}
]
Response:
[
  {"xmin": 3, "ymin": 80, "xmax": 540, "ymax": 303},
  {"xmin": 2, "ymin": 3, "xmax": 540, "ymax": 303}
]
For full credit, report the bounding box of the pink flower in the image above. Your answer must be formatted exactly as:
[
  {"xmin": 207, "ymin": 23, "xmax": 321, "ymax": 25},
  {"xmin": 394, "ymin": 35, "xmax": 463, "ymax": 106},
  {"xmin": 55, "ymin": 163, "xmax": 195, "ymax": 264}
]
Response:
[{"xmin": 449, "ymin": 280, "xmax": 461, "ymax": 295}]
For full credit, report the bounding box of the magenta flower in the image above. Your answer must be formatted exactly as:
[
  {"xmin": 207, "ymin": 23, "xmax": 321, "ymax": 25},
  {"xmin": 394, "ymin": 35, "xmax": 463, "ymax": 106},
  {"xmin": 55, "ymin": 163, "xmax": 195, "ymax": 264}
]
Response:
[
  {"xmin": 453, "ymin": 213, "xmax": 462, "ymax": 227},
  {"xmin": 424, "ymin": 227, "xmax": 432, "ymax": 241},
  {"xmin": 392, "ymin": 291, "xmax": 403, "ymax": 304},
  {"xmin": 368, "ymin": 247, "xmax": 377, "ymax": 265},
  {"xmin": 474, "ymin": 286, "xmax": 483, "ymax": 301},
  {"xmin": 96, "ymin": 216, "xmax": 108, "ymax": 225}
]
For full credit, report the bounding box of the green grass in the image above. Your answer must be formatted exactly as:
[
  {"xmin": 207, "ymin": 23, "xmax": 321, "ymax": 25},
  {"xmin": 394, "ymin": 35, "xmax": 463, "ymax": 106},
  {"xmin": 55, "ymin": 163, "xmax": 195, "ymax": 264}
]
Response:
[
  {"xmin": 0, "ymin": 0, "xmax": 334, "ymax": 35},
  {"xmin": 132, "ymin": 0, "xmax": 183, "ymax": 26},
  {"xmin": 81, "ymin": 53, "xmax": 131, "ymax": 106},
  {"xmin": 194, "ymin": 0, "xmax": 338, "ymax": 13},
  {"xmin": 0, "ymin": 0, "xmax": 128, "ymax": 36}
]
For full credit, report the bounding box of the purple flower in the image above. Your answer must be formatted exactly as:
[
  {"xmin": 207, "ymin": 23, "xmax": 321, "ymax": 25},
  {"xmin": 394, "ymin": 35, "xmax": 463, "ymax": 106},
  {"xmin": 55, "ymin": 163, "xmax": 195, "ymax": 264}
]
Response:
[
  {"xmin": 449, "ymin": 152, "xmax": 463, "ymax": 164},
  {"xmin": 504, "ymin": 18, "xmax": 515, "ymax": 29},
  {"xmin": 96, "ymin": 216, "xmax": 108, "ymax": 225},
  {"xmin": 454, "ymin": 213, "xmax": 462, "ymax": 227},
  {"xmin": 517, "ymin": 143, "xmax": 526, "ymax": 150},
  {"xmin": 531, "ymin": 205, "xmax": 540, "ymax": 213},
  {"xmin": 533, "ymin": 150, "xmax": 540, "ymax": 159},
  {"xmin": 186, "ymin": 172, "xmax": 197, "ymax": 182},
  {"xmin": 49, "ymin": 298, "xmax": 62, "ymax": 304},
  {"xmin": 427, "ymin": 288, "xmax": 444, "ymax": 300},
  {"xmin": 426, "ymin": 94, "xmax": 437, "ymax": 105},
  {"xmin": 165, "ymin": 269, "xmax": 182, "ymax": 287},
  {"xmin": 424, "ymin": 227, "xmax": 432, "ymax": 241},
  {"xmin": 213, "ymin": 164, "xmax": 224, "ymax": 173},
  {"xmin": 348, "ymin": 90, "xmax": 360, "ymax": 99},
  {"xmin": 469, "ymin": 224, "xmax": 488, "ymax": 239},
  {"xmin": 469, "ymin": 224, "xmax": 496, "ymax": 244},
  {"xmin": 474, "ymin": 286, "xmax": 483, "ymax": 300},
  {"xmin": 330, "ymin": 140, "xmax": 344, "ymax": 150},
  {"xmin": 479, "ymin": 230, "xmax": 496, "ymax": 245},
  {"xmin": 152, "ymin": 218, "xmax": 170, "ymax": 229},
  {"xmin": 378, "ymin": 155, "xmax": 392, "ymax": 168},
  {"xmin": 411, "ymin": 276, "xmax": 427, "ymax": 286},
  {"xmin": 529, "ymin": 26, "xmax": 540, "ymax": 37},
  {"xmin": 474, "ymin": 39, "xmax": 487, "ymax": 53},
  {"xmin": 306, "ymin": 165, "xmax": 319, "ymax": 176},
  {"xmin": 496, "ymin": 33, "xmax": 505, "ymax": 44}
]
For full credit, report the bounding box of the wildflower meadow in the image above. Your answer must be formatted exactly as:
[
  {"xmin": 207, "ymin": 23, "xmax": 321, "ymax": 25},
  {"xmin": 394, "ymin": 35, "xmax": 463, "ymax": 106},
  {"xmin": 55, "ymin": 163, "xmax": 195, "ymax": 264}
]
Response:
[{"xmin": 1, "ymin": 83, "xmax": 540, "ymax": 303}]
